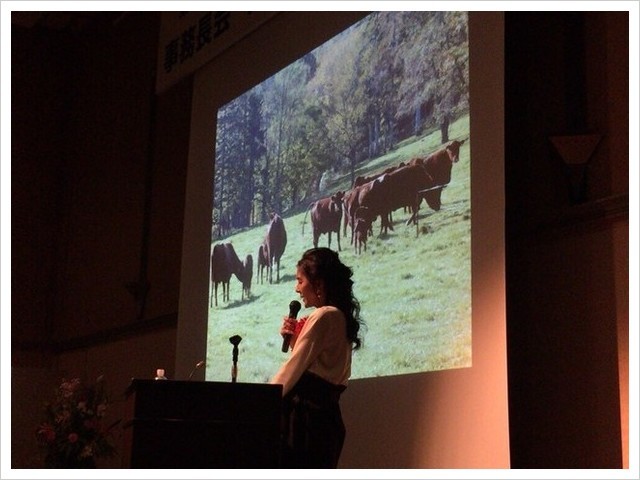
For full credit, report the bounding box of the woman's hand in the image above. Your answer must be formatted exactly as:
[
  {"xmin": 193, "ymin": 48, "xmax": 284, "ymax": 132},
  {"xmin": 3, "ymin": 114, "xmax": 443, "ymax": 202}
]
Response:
[
  {"xmin": 280, "ymin": 315, "xmax": 308, "ymax": 350},
  {"xmin": 280, "ymin": 316, "xmax": 297, "ymax": 336}
]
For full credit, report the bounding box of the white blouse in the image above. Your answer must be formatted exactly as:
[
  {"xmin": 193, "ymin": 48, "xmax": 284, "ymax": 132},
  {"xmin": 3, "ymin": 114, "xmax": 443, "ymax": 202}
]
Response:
[{"xmin": 270, "ymin": 305, "xmax": 352, "ymax": 396}]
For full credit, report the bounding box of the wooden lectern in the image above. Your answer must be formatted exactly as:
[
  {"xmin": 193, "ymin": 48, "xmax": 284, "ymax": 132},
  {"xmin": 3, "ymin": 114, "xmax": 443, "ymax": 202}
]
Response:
[{"xmin": 122, "ymin": 379, "xmax": 283, "ymax": 468}]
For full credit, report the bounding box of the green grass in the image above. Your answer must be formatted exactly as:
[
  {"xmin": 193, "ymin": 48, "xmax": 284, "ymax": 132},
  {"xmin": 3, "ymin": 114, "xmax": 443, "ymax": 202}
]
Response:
[{"xmin": 206, "ymin": 116, "xmax": 471, "ymax": 383}]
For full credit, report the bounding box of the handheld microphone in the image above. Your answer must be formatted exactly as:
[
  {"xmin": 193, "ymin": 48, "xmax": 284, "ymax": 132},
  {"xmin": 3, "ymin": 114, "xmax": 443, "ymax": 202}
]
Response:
[{"xmin": 281, "ymin": 300, "xmax": 302, "ymax": 352}]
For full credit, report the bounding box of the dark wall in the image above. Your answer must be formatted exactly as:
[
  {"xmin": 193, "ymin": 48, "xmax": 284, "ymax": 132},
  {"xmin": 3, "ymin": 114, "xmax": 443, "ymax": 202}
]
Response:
[
  {"xmin": 12, "ymin": 12, "xmax": 191, "ymax": 360},
  {"xmin": 11, "ymin": 24, "xmax": 73, "ymax": 362},
  {"xmin": 505, "ymin": 12, "xmax": 628, "ymax": 468},
  {"xmin": 10, "ymin": 11, "xmax": 628, "ymax": 468}
]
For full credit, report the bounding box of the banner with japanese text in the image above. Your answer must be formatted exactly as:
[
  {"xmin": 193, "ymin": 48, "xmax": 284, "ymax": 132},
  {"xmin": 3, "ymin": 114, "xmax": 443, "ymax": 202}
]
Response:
[{"xmin": 156, "ymin": 11, "xmax": 277, "ymax": 93}]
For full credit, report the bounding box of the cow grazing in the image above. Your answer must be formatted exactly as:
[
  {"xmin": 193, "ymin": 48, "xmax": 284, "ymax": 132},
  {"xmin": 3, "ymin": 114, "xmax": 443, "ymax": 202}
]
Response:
[
  {"xmin": 308, "ymin": 191, "xmax": 344, "ymax": 251},
  {"xmin": 210, "ymin": 242, "xmax": 245, "ymax": 307},
  {"xmin": 264, "ymin": 213, "xmax": 287, "ymax": 284}
]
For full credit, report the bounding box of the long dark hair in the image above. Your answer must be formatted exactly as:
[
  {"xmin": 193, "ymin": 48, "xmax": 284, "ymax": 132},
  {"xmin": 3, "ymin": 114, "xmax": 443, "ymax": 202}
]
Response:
[{"xmin": 297, "ymin": 247, "xmax": 364, "ymax": 349}]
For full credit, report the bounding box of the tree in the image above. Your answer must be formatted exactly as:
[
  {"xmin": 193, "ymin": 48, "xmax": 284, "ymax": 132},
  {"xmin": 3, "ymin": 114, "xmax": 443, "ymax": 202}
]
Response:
[
  {"xmin": 260, "ymin": 58, "xmax": 317, "ymax": 216},
  {"xmin": 215, "ymin": 89, "xmax": 266, "ymax": 229},
  {"xmin": 393, "ymin": 12, "xmax": 469, "ymax": 143},
  {"xmin": 305, "ymin": 24, "xmax": 369, "ymax": 187}
]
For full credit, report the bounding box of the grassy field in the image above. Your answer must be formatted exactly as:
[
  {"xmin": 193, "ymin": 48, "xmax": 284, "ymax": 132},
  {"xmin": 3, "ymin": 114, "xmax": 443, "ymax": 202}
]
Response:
[{"xmin": 206, "ymin": 116, "xmax": 471, "ymax": 383}]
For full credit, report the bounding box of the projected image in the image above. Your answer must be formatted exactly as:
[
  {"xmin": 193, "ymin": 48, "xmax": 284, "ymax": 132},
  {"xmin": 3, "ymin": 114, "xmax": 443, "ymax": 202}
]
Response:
[{"xmin": 207, "ymin": 11, "xmax": 471, "ymax": 383}]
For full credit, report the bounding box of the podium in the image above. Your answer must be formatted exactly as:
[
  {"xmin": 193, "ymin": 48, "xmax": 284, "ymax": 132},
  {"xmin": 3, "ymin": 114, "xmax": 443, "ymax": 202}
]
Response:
[{"xmin": 122, "ymin": 379, "xmax": 283, "ymax": 468}]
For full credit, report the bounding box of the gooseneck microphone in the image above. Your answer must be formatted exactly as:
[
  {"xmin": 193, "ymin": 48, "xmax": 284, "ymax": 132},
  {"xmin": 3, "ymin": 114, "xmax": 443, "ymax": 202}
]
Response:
[
  {"xmin": 229, "ymin": 335, "xmax": 242, "ymax": 383},
  {"xmin": 281, "ymin": 300, "xmax": 302, "ymax": 352},
  {"xmin": 187, "ymin": 360, "xmax": 205, "ymax": 381}
]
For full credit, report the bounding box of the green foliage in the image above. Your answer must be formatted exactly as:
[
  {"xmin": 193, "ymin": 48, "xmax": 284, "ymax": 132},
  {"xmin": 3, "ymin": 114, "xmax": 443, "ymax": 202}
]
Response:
[{"xmin": 214, "ymin": 11, "xmax": 469, "ymax": 227}]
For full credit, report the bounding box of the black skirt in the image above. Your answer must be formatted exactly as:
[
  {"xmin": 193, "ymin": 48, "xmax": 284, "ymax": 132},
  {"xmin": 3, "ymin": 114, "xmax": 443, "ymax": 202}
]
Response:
[{"xmin": 280, "ymin": 371, "xmax": 347, "ymax": 468}]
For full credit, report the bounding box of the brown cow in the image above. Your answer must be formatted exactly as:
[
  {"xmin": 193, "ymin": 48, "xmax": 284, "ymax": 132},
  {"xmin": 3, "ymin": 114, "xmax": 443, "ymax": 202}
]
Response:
[
  {"xmin": 263, "ymin": 213, "xmax": 287, "ymax": 284},
  {"xmin": 342, "ymin": 187, "xmax": 360, "ymax": 241},
  {"xmin": 409, "ymin": 139, "xmax": 464, "ymax": 211},
  {"xmin": 348, "ymin": 163, "xmax": 408, "ymax": 237},
  {"xmin": 346, "ymin": 181, "xmax": 376, "ymax": 236},
  {"xmin": 358, "ymin": 164, "xmax": 441, "ymax": 235},
  {"xmin": 353, "ymin": 206, "xmax": 372, "ymax": 254},
  {"xmin": 423, "ymin": 139, "xmax": 464, "ymax": 185},
  {"xmin": 343, "ymin": 184, "xmax": 375, "ymax": 244},
  {"xmin": 307, "ymin": 191, "xmax": 344, "ymax": 251},
  {"xmin": 347, "ymin": 177, "xmax": 396, "ymax": 237},
  {"xmin": 241, "ymin": 254, "xmax": 253, "ymax": 300},
  {"xmin": 351, "ymin": 163, "xmax": 405, "ymax": 188},
  {"xmin": 210, "ymin": 242, "xmax": 246, "ymax": 307},
  {"xmin": 256, "ymin": 243, "xmax": 269, "ymax": 284}
]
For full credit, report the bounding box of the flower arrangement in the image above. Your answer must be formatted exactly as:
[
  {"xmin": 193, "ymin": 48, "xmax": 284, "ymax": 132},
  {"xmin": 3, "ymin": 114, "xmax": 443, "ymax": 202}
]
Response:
[{"xmin": 36, "ymin": 375, "xmax": 118, "ymax": 468}]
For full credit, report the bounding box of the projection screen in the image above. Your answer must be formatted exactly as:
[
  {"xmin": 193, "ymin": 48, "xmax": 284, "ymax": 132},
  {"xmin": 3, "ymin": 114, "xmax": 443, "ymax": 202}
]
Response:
[{"xmin": 205, "ymin": 11, "xmax": 471, "ymax": 383}]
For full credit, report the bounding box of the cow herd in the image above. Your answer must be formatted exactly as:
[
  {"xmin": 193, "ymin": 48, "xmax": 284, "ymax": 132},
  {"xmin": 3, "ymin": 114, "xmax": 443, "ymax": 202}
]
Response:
[
  {"xmin": 210, "ymin": 139, "xmax": 465, "ymax": 307},
  {"xmin": 210, "ymin": 212, "xmax": 288, "ymax": 307},
  {"xmin": 314, "ymin": 139, "xmax": 465, "ymax": 254}
]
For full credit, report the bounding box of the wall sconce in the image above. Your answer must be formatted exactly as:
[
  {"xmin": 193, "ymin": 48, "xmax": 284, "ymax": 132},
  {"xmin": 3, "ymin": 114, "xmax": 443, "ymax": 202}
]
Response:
[{"xmin": 549, "ymin": 133, "xmax": 602, "ymax": 204}]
